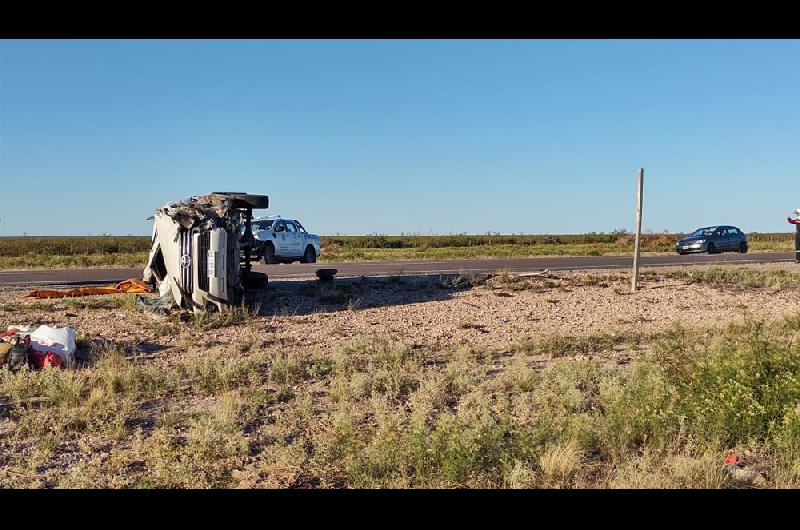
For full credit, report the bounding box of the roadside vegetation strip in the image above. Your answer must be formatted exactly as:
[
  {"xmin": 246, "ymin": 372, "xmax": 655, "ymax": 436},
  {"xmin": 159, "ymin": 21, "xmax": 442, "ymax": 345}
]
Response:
[
  {"xmin": 489, "ymin": 266, "xmax": 800, "ymax": 295},
  {"xmin": 643, "ymin": 267, "xmax": 800, "ymax": 292},
  {"xmin": 0, "ymin": 236, "xmax": 152, "ymax": 256},
  {"xmin": 3, "ymin": 315, "xmax": 800, "ymax": 488},
  {"xmin": 529, "ymin": 330, "xmax": 656, "ymax": 358},
  {"xmin": 323, "ymin": 232, "xmax": 793, "ymax": 250},
  {"xmin": 3, "ymin": 231, "xmax": 791, "ymax": 257},
  {"xmin": 0, "ymin": 252, "xmax": 149, "ymax": 270},
  {"xmin": 1, "ymin": 232, "xmax": 793, "ymax": 269}
]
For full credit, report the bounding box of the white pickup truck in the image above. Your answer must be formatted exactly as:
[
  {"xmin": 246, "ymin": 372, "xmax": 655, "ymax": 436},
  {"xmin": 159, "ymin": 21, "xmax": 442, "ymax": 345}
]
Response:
[{"xmin": 250, "ymin": 216, "xmax": 321, "ymax": 264}]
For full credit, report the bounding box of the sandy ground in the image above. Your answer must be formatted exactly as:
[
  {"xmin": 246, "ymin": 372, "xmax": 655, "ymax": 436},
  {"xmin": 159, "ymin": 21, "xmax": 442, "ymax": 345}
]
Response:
[{"xmin": 1, "ymin": 263, "xmax": 799, "ymax": 363}]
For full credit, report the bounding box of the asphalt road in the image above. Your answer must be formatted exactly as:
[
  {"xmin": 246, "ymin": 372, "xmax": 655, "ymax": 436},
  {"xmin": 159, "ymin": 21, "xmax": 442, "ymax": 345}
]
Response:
[{"xmin": 1, "ymin": 252, "xmax": 796, "ymax": 287}]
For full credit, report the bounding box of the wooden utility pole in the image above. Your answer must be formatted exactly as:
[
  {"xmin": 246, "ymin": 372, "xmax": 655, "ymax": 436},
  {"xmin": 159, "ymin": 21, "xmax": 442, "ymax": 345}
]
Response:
[{"xmin": 631, "ymin": 168, "xmax": 644, "ymax": 292}]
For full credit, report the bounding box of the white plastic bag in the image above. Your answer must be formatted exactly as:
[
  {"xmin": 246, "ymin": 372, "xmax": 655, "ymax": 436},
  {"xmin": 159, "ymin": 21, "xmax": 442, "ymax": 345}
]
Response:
[
  {"xmin": 28, "ymin": 326, "xmax": 77, "ymax": 366},
  {"xmin": 7, "ymin": 325, "xmax": 36, "ymax": 335}
]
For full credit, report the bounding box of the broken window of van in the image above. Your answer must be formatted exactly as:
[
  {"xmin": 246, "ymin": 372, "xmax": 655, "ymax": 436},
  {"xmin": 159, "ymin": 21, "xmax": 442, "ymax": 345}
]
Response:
[{"xmin": 142, "ymin": 192, "xmax": 269, "ymax": 313}]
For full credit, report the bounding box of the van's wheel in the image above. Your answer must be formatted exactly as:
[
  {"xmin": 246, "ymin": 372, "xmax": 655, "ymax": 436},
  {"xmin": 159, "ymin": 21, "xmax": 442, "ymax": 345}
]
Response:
[
  {"xmin": 739, "ymin": 242, "xmax": 748, "ymax": 254},
  {"xmin": 301, "ymin": 245, "xmax": 316, "ymax": 264},
  {"xmin": 261, "ymin": 243, "xmax": 276, "ymax": 264},
  {"xmin": 707, "ymin": 242, "xmax": 717, "ymax": 254}
]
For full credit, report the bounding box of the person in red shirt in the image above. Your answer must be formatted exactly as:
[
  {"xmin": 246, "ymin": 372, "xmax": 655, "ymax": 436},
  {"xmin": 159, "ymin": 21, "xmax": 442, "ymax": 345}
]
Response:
[{"xmin": 789, "ymin": 209, "xmax": 800, "ymax": 262}]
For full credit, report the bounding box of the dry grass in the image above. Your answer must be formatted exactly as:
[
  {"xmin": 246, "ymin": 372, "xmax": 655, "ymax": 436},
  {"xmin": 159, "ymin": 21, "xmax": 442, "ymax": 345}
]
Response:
[
  {"xmin": 3, "ymin": 314, "xmax": 800, "ymax": 489},
  {"xmin": 3, "ymin": 266, "xmax": 800, "ymax": 488},
  {"xmin": 647, "ymin": 267, "xmax": 800, "ymax": 292},
  {"xmin": 538, "ymin": 440, "xmax": 583, "ymax": 488}
]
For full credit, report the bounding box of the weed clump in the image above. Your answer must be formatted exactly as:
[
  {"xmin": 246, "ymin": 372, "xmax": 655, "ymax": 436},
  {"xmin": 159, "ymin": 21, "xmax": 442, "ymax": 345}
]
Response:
[
  {"xmin": 189, "ymin": 302, "xmax": 259, "ymax": 331},
  {"xmin": 438, "ymin": 274, "xmax": 487, "ymax": 290},
  {"xmin": 657, "ymin": 267, "xmax": 800, "ymax": 292}
]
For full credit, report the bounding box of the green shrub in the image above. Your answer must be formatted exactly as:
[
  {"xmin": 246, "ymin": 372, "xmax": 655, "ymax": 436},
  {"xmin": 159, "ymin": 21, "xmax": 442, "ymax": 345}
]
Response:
[{"xmin": 655, "ymin": 319, "xmax": 800, "ymax": 444}]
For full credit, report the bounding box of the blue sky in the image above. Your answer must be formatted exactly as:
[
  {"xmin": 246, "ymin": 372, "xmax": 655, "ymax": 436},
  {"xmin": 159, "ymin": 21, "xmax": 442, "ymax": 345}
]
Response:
[{"xmin": 1, "ymin": 39, "xmax": 798, "ymax": 236}]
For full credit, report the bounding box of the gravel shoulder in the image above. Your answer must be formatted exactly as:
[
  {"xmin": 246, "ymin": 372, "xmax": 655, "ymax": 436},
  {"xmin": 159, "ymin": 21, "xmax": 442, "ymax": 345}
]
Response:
[{"xmin": 2, "ymin": 263, "xmax": 798, "ymax": 362}]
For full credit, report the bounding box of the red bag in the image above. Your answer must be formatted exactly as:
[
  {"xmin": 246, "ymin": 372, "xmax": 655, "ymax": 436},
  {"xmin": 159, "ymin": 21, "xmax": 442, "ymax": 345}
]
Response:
[
  {"xmin": 0, "ymin": 328, "xmax": 20, "ymax": 339},
  {"xmin": 31, "ymin": 350, "xmax": 63, "ymax": 369}
]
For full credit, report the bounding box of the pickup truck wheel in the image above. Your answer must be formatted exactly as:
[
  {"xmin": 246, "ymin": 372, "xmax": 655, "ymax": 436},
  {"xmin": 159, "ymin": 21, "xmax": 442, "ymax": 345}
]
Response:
[
  {"xmin": 261, "ymin": 243, "xmax": 276, "ymax": 264},
  {"xmin": 302, "ymin": 245, "xmax": 316, "ymax": 264}
]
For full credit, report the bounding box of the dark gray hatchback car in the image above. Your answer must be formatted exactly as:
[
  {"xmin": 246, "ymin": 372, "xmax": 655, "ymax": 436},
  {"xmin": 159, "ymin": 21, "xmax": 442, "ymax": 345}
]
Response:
[{"xmin": 676, "ymin": 226, "xmax": 748, "ymax": 255}]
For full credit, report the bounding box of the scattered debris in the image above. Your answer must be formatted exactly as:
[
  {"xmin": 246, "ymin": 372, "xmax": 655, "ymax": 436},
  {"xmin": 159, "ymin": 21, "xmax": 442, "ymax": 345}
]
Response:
[
  {"xmin": 487, "ymin": 269, "xmax": 557, "ymax": 280},
  {"xmin": 0, "ymin": 333, "xmax": 31, "ymax": 372},
  {"xmin": 2, "ymin": 325, "xmax": 77, "ymax": 369},
  {"xmin": 519, "ymin": 269, "xmax": 556, "ymax": 278},
  {"xmin": 25, "ymin": 279, "xmax": 150, "ymax": 299},
  {"xmin": 135, "ymin": 293, "xmax": 176, "ymax": 316},
  {"xmin": 722, "ymin": 454, "xmax": 768, "ymax": 487}
]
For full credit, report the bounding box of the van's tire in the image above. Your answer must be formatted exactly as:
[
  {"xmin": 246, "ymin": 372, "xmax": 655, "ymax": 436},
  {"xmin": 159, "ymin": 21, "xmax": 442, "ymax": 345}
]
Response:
[
  {"xmin": 261, "ymin": 242, "xmax": 276, "ymax": 264},
  {"xmin": 739, "ymin": 242, "xmax": 748, "ymax": 254},
  {"xmin": 301, "ymin": 245, "xmax": 317, "ymax": 264},
  {"xmin": 707, "ymin": 242, "xmax": 717, "ymax": 254}
]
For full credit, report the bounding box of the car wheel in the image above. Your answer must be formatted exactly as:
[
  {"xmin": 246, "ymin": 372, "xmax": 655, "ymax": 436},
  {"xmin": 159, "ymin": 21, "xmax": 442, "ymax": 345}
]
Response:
[
  {"xmin": 261, "ymin": 243, "xmax": 276, "ymax": 264},
  {"xmin": 739, "ymin": 242, "xmax": 748, "ymax": 254},
  {"xmin": 707, "ymin": 242, "xmax": 717, "ymax": 254},
  {"xmin": 301, "ymin": 245, "xmax": 317, "ymax": 264}
]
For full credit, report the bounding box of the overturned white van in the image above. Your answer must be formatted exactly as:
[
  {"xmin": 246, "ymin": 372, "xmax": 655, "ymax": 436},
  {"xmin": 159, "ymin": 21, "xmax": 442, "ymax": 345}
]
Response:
[{"xmin": 142, "ymin": 192, "xmax": 269, "ymax": 313}]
